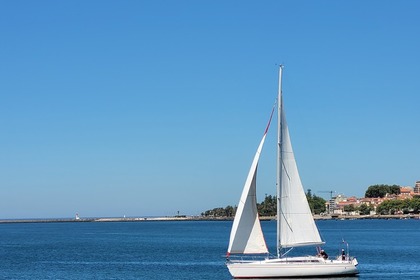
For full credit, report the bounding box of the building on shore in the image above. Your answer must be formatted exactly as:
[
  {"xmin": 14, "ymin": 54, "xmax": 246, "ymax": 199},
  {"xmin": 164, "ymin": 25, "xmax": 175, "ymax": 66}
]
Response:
[
  {"xmin": 400, "ymin": 186, "xmax": 415, "ymax": 198},
  {"xmin": 326, "ymin": 182, "xmax": 419, "ymax": 216},
  {"xmin": 414, "ymin": 181, "xmax": 420, "ymax": 194}
]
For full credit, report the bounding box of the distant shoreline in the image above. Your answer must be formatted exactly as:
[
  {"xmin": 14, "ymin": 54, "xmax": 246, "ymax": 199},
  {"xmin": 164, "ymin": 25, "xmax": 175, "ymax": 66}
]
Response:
[{"xmin": 0, "ymin": 214, "xmax": 419, "ymax": 224}]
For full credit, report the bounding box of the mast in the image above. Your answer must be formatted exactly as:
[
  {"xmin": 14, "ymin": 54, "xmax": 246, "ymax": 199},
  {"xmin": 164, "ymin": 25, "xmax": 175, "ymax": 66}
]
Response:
[{"xmin": 276, "ymin": 65, "xmax": 283, "ymax": 258}]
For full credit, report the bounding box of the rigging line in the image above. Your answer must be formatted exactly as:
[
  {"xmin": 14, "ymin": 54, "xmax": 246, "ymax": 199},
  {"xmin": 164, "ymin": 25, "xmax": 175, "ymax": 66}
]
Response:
[
  {"xmin": 280, "ymin": 209, "xmax": 294, "ymax": 232},
  {"xmin": 279, "ymin": 158, "xmax": 293, "ymax": 232},
  {"xmin": 281, "ymin": 159, "xmax": 291, "ymax": 182}
]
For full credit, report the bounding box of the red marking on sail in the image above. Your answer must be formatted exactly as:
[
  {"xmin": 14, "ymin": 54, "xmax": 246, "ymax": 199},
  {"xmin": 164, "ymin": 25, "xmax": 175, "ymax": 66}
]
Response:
[{"xmin": 264, "ymin": 104, "xmax": 276, "ymax": 135}]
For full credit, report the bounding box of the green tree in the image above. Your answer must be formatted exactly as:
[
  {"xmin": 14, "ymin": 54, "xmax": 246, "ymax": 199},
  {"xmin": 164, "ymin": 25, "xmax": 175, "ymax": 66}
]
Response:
[
  {"xmin": 409, "ymin": 197, "xmax": 420, "ymax": 214},
  {"xmin": 376, "ymin": 200, "xmax": 406, "ymax": 215},
  {"xmin": 201, "ymin": 206, "xmax": 237, "ymax": 217},
  {"xmin": 343, "ymin": 204, "xmax": 356, "ymax": 213},
  {"xmin": 365, "ymin": 184, "xmax": 400, "ymax": 198},
  {"xmin": 358, "ymin": 204, "xmax": 373, "ymax": 215},
  {"xmin": 258, "ymin": 194, "xmax": 277, "ymax": 216},
  {"xmin": 306, "ymin": 189, "xmax": 326, "ymax": 214},
  {"xmin": 224, "ymin": 205, "xmax": 235, "ymax": 217}
]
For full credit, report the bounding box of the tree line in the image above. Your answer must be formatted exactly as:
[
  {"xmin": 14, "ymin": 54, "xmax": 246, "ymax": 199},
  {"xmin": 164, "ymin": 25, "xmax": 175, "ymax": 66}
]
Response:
[
  {"xmin": 201, "ymin": 191, "xmax": 327, "ymax": 217},
  {"xmin": 376, "ymin": 197, "xmax": 420, "ymax": 214},
  {"xmin": 364, "ymin": 184, "xmax": 400, "ymax": 198},
  {"xmin": 200, "ymin": 195, "xmax": 277, "ymax": 218}
]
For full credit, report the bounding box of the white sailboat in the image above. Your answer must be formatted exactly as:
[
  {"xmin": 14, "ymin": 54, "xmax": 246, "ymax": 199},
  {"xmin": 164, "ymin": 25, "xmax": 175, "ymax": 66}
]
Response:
[{"xmin": 226, "ymin": 66, "xmax": 359, "ymax": 278}]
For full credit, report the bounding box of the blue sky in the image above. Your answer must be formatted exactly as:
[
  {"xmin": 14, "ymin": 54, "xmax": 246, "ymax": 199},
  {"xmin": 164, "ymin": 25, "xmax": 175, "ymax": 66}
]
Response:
[{"xmin": 1, "ymin": 1, "xmax": 419, "ymax": 219}]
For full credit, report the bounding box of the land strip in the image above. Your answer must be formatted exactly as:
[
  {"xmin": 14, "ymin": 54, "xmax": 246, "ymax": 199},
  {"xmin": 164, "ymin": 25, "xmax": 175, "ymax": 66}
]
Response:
[{"xmin": 0, "ymin": 214, "xmax": 419, "ymax": 224}]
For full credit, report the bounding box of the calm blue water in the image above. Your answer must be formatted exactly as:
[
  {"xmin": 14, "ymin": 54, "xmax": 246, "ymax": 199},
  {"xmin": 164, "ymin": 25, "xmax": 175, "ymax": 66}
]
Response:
[{"xmin": 0, "ymin": 219, "xmax": 419, "ymax": 279}]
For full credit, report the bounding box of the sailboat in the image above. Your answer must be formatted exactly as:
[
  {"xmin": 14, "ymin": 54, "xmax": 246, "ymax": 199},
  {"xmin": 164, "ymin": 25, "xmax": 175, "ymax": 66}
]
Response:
[{"xmin": 226, "ymin": 66, "xmax": 359, "ymax": 278}]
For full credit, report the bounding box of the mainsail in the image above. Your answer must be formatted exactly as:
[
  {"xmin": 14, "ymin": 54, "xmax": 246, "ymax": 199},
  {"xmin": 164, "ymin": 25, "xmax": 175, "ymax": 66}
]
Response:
[{"xmin": 277, "ymin": 107, "xmax": 324, "ymax": 248}]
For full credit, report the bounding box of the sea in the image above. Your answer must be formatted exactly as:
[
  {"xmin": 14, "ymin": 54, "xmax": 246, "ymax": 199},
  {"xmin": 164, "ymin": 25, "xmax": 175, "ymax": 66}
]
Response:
[{"xmin": 0, "ymin": 219, "xmax": 419, "ymax": 279}]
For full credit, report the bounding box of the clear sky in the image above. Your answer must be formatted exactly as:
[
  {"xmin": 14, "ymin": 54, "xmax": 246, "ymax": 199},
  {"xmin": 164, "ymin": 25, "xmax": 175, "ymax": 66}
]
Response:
[{"xmin": 1, "ymin": 1, "xmax": 419, "ymax": 219}]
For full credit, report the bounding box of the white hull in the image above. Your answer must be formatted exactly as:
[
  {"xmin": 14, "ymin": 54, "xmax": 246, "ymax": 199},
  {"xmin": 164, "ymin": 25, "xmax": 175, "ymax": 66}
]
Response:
[{"xmin": 227, "ymin": 256, "xmax": 359, "ymax": 279}]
